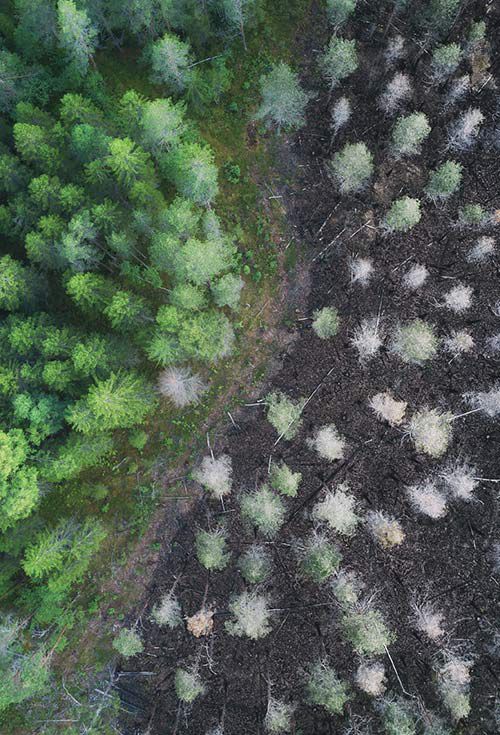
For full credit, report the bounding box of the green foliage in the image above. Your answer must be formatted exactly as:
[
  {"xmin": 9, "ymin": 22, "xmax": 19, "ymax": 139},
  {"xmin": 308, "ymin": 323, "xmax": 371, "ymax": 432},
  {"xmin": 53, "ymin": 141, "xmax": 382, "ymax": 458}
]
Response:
[
  {"xmin": 425, "ymin": 160, "xmax": 462, "ymax": 200},
  {"xmin": 341, "ymin": 608, "xmax": 395, "ymax": 655},
  {"xmin": 238, "ymin": 544, "xmax": 272, "ymax": 584},
  {"xmin": 380, "ymin": 697, "xmax": 417, "ymax": 735},
  {"xmin": 422, "ymin": 0, "xmax": 461, "ymax": 35},
  {"xmin": 67, "ymin": 372, "xmax": 157, "ymax": 434},
  {"xmin": 298, "ymin": 533, "xmax": 342, "ymax": 583},
  {"xmin": 0, "ymin": 618, "xmax": 50, "ymax": 712},
  {"xmin": 392, "ymin": 113, "xmax": 431, "ymax": 156},
  {"xmin": 211, "ymin": 273, "xmax": 244, "ymax": 309},
  {"xmin": 383, "ymin": 197, "xmax": 421, "ymax": 232},
  {"xmin": 163, "ymin": 142, "xmax": 219, "ymax": 204},
  {"xmin": 306, "ymin": 661, "xmax": 350, "ymax": 715},
  {"xmin": 269, "ymin": 462, "xmax": 301, "ymax": 497},
  {"xmin": 328, "ymin": 142, "xmax": 373, "ymax": 194},
  {"xmin": 112, "ymin": 628, "xmax": 144, "ymax": 658},
  {"xmin": 321, "ymin": 37, "xmax": 358, "ymax": 88},
  {"xmin": 148, "ymin": 32, "xmax": 194, "ymax": 93},
  {"xmin": 57, "ymin": 0, "xmax": 97, "ymax": 77},
  {"xmin": 240, "ymin": 484, "xmax": 285, "ymax": 538},
  {"xmin": 266, "ymin": 391, "xmax": 304, "ymax": 440},
  {"xmin": 174, "ymin": 668, "xmax": 205, "ymax": 703},
  {"xmin": 431, "ymin": 44, "xmax": 461, "ymax": 80},
  {"xmin": 458, "ymin": 203, "xmax": 487, "ymax": 226},
  {"xmin": 255, "ymin": 62, "xmax": 311, "ymax": 132},
  {"xmin": 195, "ymin": 527, "xmax": 231, "ymax": 570},
  {"xmin": 391, "ymin": 319, "xmax": 439, "ymax": 364},
  {"xmin": 312, "ymin": 306, "xmax": 340, "ymax": 339}
]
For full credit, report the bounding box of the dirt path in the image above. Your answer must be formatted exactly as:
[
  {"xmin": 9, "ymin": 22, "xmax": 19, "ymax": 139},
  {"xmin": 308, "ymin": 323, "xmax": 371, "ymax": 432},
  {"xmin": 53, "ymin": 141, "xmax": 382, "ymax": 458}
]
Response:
[{"xmin": 119, "ymin": 2, "xmax": 500, "ymax": 733}]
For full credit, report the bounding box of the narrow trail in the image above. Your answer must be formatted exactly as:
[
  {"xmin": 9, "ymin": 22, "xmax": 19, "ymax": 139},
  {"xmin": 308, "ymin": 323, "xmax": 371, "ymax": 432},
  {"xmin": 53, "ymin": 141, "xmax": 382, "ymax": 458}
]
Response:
[{"xmin": 120, "ymin": 2, "xmax": 500, "ymax": 733}]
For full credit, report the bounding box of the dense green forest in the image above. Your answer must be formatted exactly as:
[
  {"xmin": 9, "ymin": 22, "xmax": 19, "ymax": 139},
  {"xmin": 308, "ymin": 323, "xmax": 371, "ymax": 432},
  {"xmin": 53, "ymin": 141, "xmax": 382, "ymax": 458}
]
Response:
[{"xmin": 0, "ymin": 0, "xmax": 306, "ymax": 729}]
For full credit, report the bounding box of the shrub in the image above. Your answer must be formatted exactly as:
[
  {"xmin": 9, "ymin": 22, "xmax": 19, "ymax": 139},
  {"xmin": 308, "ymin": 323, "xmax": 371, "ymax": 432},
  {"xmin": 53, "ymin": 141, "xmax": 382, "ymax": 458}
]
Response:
[
  {"xmin": 331, "ymin": 570, "xmax": 363, "ymax": 607},
  {"xmin": 466, "ymin": 384, "xmax": 500, "ymax": 417},
  {"xmin": 312, "ymin": 483, "xmax": 360, "ymax": 536},
  {"xmin": 467, "ymin": 19, "xmax": 486, "ymax": 49},
  {"xmin": 441, "ymin": 460, "xmax": 477, "ymax": 501},
  {"xmin": 467, "ymin": 235, "xmax": 495, "ymax": 262},
  {"xmin": 355, "ymin": 662, "xmax": 386, "ymax": 696},
  {"xmin": 239, "ymin": 544, "xmax": 272, "ymax": 584},
  {"xmin": 383, "ymin": 197, "xmax": 421, "ymax": 233},
  {"xmin": 264, "ymin": 697, "xmax": 294, "ymax": 734},
  {"xmin": 447, "ymin": 107, "xmax": 484, "ymax": 150},
  {"xmin": 240, "ymin": 485, "xmax": 285, "ymax": 538},
  {"xmin": 458, "ymin": 202, "xmax": 487, "ymax": 227},
  {"xmin": 351, "ymin": 318, "xmax": 383, "ymax": 361},
  {"xmin": 321, "ymin": 37, "xmax": 358, "ymax": 88},
  {"xmin": 367, "ymin": 511, "xmax": 405, "ymax": 548},
  {"xmin": 266, "ymin": 391, "xmax": 304, "ymax": 440},
  {"xmin": 443, "ymin": 283, "xmax": 473, "ymax": 313},
  {"xmin": 225, "ymin": 591, "xmax": 272, "ymax": 639},
  {"xmin": 437, "ymin": 654, "xmax": 472, "ymax": 720},
  {"xmin": 444, "ymin": 330, "xmax": 474, "ymax": 358},
  {"xmin": 402, "ymin": 263, "xmax": 429, "ymax": 290},
  {"xmin": 378, "ymin": 72, "xmax": 412, "ymax": 115},
  {"xmin": 380, "ymin": 697, "xmax": 417, "ymax": 735},
  {"xmin": 331, "ymin": 96, "xmax": 351, "ymax": 136},
  {"xmin": 328, "ymin": 142, "xmax": 373, "ymax": 194},
  {"xmin": 391, "ymin": 113, "xmax": 430, "ymax": 156},
  {"xmin": 390, "ymin": 319, "xmax": 438, "ymax": 364},
  {"xmin": 269, "ymin": 462, "xmax": 302, "ymax": 497},
  {"xmin": 425, "ymin": 160, "xmax": 462, "ymax": 201},
  {"xmin": 407, "ymin": 481, "xmax": 448, "ymax": 519},
  {"xmin": 211, "ymin": 273, "xmax": 244, "ymax": 309},
  {"xmin": 151, "ymin": 592, "xmax": 182, "ymax": 628},
  {"xmin": 192, "ymin": 454, "xmax": 232, "ymax": 500},
  {"xmin": 312, "ymin": 306, "xmax": 340, "ymax": 339},
  {"xmin": 341, "ymin": 607, "xmax": 394, "ymax": 655},
  {"xmin": 195, "ymin": 527, "xmax": 230, "ymax": 571},
  {"xmin": 174, "ymin": 667, "xmax": 205, "ymax": 703},
  {"xmin": 308, "ymin": 424, "xmax": 347, "ymax": 462},
  {"xmin": 326, "ymin": 0, "xmax": 356, "ymax": 26},
  {"xmin": 112, "ymin": 628, "xmax": 143, "ymax": 658},
  {"xmin": 306, "ymin": 661, "xmax": 350, "ymax": 715},
  {"xmin": 298, "ymin": 532, "xmax": 342, "ymax": 583},
  {"xmin": 255, "ymin": 62, "xmax": 311, "ymax": 132},
  {"xmin": 407, "ymin": 408, "xmax": 452, "ymax": 457},
  {"xmin": 369, "ymin": 391, "xmax": 407, "ymax": 426},
  {"xmin": 412, "ymin": 602, "xmax": 445, "ymax": 640},
  {"xmin": 431, "ymin": 44, "xmax": 461, "ymax": 81},
  {"xmin": 349, "ymin": 257, "xmax": 374, "ymax": 286}
]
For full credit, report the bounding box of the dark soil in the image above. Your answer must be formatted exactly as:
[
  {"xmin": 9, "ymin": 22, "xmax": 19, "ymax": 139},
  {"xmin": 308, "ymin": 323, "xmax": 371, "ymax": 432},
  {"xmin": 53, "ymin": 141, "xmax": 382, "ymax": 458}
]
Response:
[{"xmin": 119, "ymin": 1, "xmax": 500, "ymax": 733}]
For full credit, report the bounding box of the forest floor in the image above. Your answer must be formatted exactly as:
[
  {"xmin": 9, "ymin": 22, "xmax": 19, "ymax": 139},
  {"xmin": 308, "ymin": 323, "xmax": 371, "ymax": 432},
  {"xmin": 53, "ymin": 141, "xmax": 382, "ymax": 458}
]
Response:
[{"xmin": 117, "ymin": 2, "xmax": 500, "ymax": 734}]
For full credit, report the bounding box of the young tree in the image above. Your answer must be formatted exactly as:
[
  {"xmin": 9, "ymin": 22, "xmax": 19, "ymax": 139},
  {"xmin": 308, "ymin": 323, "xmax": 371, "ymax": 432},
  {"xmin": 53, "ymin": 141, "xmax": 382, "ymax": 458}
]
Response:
[
  {"xmin": 255, "ymin": 62, "xmax": 311, "ymax": 132},
  {"xmin": 328, "ymin": 142, "xmax": 373, "ymax": 194},
  {"xmin": 391, "ymin": 112, "xmax": 431, "ymax": 156},
  {"xmin": 57, "ymin": 0, "xmax": 98, "ymax": 77},
  {"xmin": 66, "ymin": 371, "xmax": 157, "ymax": 433},
  {"xmin": 148, "ymin": 32, "xmax": 194, "ymax": 93},
  {"xmin": 425, "ymin": 160, "xmax": 462, "ymax": 201},
  {"xmin": 383, "ymin": 197, "xmax": 421, "ymax": 232},
  {"xmin": 0, "ymin": 429, "xmax": 39, "ymax": 531},
  {"xmin": 220, "ymin": 0, "xmax": 259, "ymax": 50},
  {"xmin": 141, "ymin": 98, "xmax": 186, "ymax": 154},
  {"xmin": 163, "ymin": 142, "xmax": 219, "ymax": 204},
  {"xmin": 321, "ymin": 37, "xmax": 358, "ymax": 89}
]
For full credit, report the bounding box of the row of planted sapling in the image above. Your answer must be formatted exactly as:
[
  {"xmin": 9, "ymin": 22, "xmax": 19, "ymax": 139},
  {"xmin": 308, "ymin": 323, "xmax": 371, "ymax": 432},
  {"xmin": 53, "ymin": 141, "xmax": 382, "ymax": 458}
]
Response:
[{"xmin": 116, "ymin": 1, "xmax": 500, "ymax": 732}]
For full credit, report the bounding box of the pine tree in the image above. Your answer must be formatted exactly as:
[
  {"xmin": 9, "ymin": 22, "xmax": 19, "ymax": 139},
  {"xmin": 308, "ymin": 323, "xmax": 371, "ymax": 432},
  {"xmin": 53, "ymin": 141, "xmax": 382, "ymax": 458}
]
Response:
[
  {"xmin": 255, "ymin": 62, "xmax": 311, "ymax": 132},
  {"xmin": 57, "ymin": 0, "xmax": 98, "ymax": 77}
]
